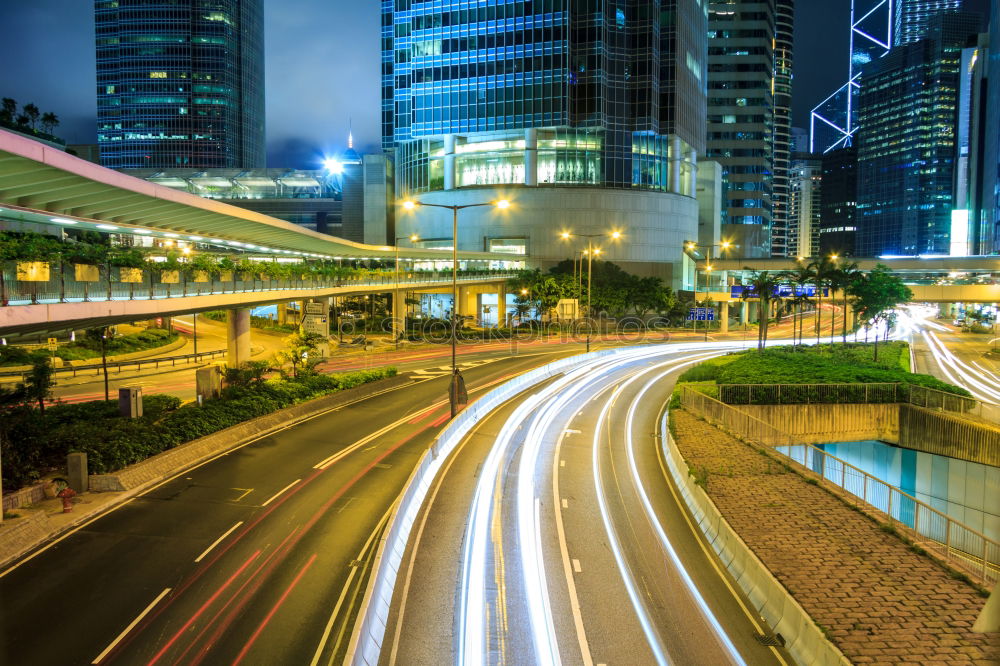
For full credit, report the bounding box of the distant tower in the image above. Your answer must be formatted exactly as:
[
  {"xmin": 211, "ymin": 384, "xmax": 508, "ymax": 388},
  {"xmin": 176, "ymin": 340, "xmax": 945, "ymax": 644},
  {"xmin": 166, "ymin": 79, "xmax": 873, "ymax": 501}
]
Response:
[
  {"xmin": 810, "ymin": 0, "xmax": 962, "ymax": 154},
  {"xmin": 772, "ymin": 0, "xmax": 795, "ymax": 258},
  {"xmin": 95, "ymin": 0, "xmax": 265, "ymax": 169}
]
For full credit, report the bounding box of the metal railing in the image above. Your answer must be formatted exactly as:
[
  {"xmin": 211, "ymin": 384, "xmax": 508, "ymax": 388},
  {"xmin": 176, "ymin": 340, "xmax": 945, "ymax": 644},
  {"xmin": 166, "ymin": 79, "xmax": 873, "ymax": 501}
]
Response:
[
  {"xmin": 0, "ymin": 349, "xmax": 227, "ymax": 382},
  {"xmin": 681, "ymin": 386, "xmax": 1000, "ymax": 586},
  {"xmin": 718, "ymin": 382, "xmax": 901, "ymax": 405},
  {"xmin": 0, "ymin": 262, "xmax": 516, "ymax": 306}
]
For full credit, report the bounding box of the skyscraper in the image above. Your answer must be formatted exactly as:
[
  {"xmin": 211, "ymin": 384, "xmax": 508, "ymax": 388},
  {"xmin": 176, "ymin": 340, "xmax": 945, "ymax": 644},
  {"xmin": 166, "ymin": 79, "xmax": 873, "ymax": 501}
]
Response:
[
  {"xmin": 811, "ymin": 0, "xmax": 965, "ymax": 154},
  {"xmin": 771, "ymin": 0, "xmax": 794, "ymax": 257},
  {"xmin": 706, "ymin": 0, "xmax": 776, "ymax": 257},
  {"xmin": 95, "ymin": 0, "xmax": 265, "ymax": 169},
  {"xmin": 787, "ymin": 155, "xmax": 822, "ymax": 259},
  {"xmin": 383, "ymin": 1, "xmax": 708, "ymax": 282},
  {"xmin": 819, "ymin": 146, "xmax": 858, "ymax": 256},
  {"xmin": 855, "ymin": 11, "xmax": 982, "ymax": 256}
]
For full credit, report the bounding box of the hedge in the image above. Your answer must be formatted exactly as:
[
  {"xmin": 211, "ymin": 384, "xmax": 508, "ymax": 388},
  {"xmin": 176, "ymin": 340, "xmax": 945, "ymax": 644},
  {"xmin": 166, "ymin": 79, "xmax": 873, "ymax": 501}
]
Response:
[{"xmin": 0, "ymin": 368, "xmax": 396, "ymax": 490}]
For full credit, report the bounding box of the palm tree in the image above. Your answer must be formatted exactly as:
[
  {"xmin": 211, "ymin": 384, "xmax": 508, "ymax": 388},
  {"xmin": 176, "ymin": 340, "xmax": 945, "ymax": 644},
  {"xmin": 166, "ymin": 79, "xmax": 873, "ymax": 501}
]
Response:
[
  {"xmin": 40, "ymin": 112, "xmax": 59, "ymax": 135},
  {"xmin": 786, "ymin": 261, "xmax": 813, "ymax": 346},
  {"xmin": 834, "ymin": 261, "xmax": 862, "ymax": 343},
  {"xmin": 745, "ymin": 270, "xmax": 783, "ymax": 350},
  {"xmin": 22, "ymin": 103, "xmax": 40, "ymax": 131},
  {"xmin": 808, "ymin": 256, "xmax": 836, "ymax": 344},
  {"xmin": 0, "ymin": 98, "xmax": 16, "ymax": 125}
]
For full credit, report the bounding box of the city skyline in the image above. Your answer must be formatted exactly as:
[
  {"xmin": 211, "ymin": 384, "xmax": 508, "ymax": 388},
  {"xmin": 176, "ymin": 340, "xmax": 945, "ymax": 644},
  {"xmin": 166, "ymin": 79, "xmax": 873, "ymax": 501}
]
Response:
[{"xmin": 4, "ymin": 1, "xmax": 987, "ymax": 168}]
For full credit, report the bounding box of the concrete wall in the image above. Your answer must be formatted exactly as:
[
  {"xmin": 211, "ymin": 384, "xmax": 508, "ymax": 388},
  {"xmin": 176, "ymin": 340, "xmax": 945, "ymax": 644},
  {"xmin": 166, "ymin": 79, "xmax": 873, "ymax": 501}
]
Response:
[
  {"xmin": 737, "ymin": 404, "xmax": 899, "ymax": 444},
  {"xmin": 738, "ymin": 402, "xmax": 1000, "ymax": 468},
  {"xmin": 898, "ymin": 405, "xmax": 1000, "ymax": 468}
]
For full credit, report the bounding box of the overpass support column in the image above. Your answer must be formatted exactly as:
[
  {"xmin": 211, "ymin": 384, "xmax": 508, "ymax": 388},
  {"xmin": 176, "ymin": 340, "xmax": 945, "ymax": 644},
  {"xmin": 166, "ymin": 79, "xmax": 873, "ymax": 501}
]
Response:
[
  {"xmin": 226, "ymin": 308, "xmax": 252, "ymax": 368},
  {"xmin": 741, "ymin": 301, "xmax": 749, "ymax": 328},
  {"xmin": 719, "ymin": 301, "xmax": 729, "ymax": 334},
  {"xmin": 277, "ymin": 302, "xmax": 288, "ymax": 326},
  {"xmin": 497, "ymin": 283, "xmax": 507, "ymax": 328},
  {"xmin": 393, "ymin": 289, "xmax": 405, "ymax": 342},
  {"xmin": 444, "ymin": 135, "xmax": 457, "ymax": 191}
]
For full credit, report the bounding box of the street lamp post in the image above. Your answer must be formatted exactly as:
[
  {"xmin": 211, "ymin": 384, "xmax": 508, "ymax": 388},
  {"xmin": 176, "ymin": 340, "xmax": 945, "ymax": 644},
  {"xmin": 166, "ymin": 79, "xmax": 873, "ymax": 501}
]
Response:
[
  {"xmin": 560, "ymin": 230, "xmax": 621, "ymax": 352},
  {"xmin": 685, "ymin": 241, "xmax": 733, "ymax": 340},
  {"xmin": 403, "ymin": 198, "xmax": 510, "ymax": 417},
  {"xmin": 394, "ymin": 234, "xmax": 419, "ymax": 350}
]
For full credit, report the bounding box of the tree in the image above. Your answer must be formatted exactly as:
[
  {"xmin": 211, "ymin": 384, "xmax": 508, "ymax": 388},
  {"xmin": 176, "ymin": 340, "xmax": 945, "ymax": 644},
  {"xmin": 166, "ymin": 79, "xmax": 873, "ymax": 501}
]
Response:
[
  {"xmin": 848, "ymin": 264, "xmax": 913, "ymax": 361},
  {"xmin": 807, "ymin": 256, "xmax": 837, "ymax": 344},
  {"xmin": 85, "ymin": 326, "xmax": 113, "ymax": 401},
  {"xmin": 783, "ymin": 262, "xmax": 814, "ymax": 347},
  {"xmin": 22, "ymin": 103, "xmax": 39, "ymax": 131},
  {"xmin": 276, "ymin": 330, "xmax": 326, "ymax": 379},
  {"xmin": 744, "ymin": 270, "xmax": 783, "ymax": 350},
  {"xmin": 22, "ymin": 355, "xmax": 54, "ymax": 414},
  {"xmin": 833, "ymin": 261, "xmax": 863, "ymax": 343},
  {"xmin": 40, "ymin": 112, "xmax": 59, "ymax": 135},
  {"xmin": 0, "ymin": 98, "xmax": 16, "ymax": 125},
  {"xmin": 15, "ymin": 113, "xmax": 29, "ymax": 128}
]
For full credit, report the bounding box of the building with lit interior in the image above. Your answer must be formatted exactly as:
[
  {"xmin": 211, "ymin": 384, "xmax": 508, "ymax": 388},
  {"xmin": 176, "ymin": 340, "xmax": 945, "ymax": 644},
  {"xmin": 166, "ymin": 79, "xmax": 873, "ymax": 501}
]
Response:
[
  {"xmin": 819, "ymin": 146, "xmax": 858, "ymax": 256},
  {"xmin": 382, "ymin": 0, "xmax": 708, "ymax": 284},
  {"xmin": 787, "ymin": 154, "xmax": 821, "ymax": 259},
  {"xmin": 771, "ymin": 0, "xmax": 795, "ymax": 258},
  {"xmin": 95, "ymin": 0, "xmax": 265, "ymax": 169},
  {"xmin": 855, "ymin": 11, "xmax": 981, "ymax": 256},
  {"xmin": 706, "ymin": 0, "xmax": 777, "ymax": 258}
]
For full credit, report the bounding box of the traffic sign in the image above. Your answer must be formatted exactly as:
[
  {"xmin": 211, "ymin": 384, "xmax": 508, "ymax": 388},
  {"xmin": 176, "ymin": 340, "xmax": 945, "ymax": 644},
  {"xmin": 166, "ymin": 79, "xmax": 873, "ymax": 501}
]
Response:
[
  {"xmin": 687, "ymin": 307, "xmax": 715, "ymax": 321},
  {"xmin": 47, "ymin": 337, "xmax": 58, "ymax": 351}
]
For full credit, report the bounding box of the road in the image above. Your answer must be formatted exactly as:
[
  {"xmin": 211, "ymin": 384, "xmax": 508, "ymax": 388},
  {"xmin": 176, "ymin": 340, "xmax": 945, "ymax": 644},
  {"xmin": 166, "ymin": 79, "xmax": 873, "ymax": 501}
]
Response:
[
  {"xmin": 384, "ymin": 343, "xmax": 792, "ymax": 665},
  {"xmin": 0, "ymin": 350, "xmax": 579, "ymax": 665}
]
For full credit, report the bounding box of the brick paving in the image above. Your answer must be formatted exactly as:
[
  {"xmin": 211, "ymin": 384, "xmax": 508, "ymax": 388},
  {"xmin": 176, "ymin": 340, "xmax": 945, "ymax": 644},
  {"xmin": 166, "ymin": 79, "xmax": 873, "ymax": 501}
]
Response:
[{"xmin": 671, "ymin": 409, "xmax": 1000, "ymax": 664}]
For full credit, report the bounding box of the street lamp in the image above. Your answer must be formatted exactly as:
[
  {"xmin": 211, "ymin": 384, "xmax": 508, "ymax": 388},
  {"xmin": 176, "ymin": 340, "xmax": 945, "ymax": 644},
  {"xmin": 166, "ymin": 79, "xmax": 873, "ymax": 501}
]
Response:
[
  {"xmin": 560, "ymin": 230, "xmax": 621, "ymax": 352},
  {"xmin": 394, "ymin": 233, "xmax": 419, "ymax": 350},
  {"xmin": 402, "ymin": 198, "xmax": 511, "ymax": 417},
  {"xmin": 685, "ymin": 240, "xmax": 734, "ymax": 339}
]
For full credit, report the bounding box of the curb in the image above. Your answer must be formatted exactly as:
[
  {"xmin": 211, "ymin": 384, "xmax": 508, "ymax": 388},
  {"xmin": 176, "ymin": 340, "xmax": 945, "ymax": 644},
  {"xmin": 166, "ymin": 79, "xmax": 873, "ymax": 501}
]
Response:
[{"xmin": 0, "ymin": 373, "xmax": 411, "ymax": 571}]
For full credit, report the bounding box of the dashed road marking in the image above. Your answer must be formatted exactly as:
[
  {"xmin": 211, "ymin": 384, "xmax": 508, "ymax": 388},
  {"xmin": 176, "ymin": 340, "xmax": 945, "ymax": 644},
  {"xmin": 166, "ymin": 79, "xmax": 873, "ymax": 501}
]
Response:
[
  {"xmin": 261, "ymin": 479, "xmax": 300, "ymax": 507},
  {"xmin": 561, "ymin": 499, "xmax": 568, "ymax": 509},
  {"xmin": 572, "ymin": 559, "xmax": 582, "ymax": 573}
]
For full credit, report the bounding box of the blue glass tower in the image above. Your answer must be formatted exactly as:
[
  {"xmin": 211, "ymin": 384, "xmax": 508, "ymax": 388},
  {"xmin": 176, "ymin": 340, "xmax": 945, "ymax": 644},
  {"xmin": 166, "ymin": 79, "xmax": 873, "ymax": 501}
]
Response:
[{"xmin": 95, "ymin": 0, "xmax": 265, "ymax": 169}]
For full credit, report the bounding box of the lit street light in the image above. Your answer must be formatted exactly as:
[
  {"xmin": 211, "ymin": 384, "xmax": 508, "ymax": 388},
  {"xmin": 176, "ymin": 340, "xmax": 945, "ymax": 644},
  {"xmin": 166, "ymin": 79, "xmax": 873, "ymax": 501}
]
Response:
[
  {"xmin": 684, "ymin": 240, "xmax": 734, "ymax": 340},
  {"xmin": 402, "ymin": 198, "xmax": 511, "ymax": 417},
  {"xmin": 560, "ymin": 230, "xmax": 621, "ymax": 352}
]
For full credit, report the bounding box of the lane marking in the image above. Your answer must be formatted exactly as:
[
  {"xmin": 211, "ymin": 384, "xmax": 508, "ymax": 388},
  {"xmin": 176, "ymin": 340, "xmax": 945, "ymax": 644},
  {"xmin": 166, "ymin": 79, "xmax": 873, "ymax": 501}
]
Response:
[
  {"xmin": 194, "ymin": 521, "xmax": 243, "ymax": 563},
  {"xmin": 560, "ymin": 460, "xmax": 566, "ymax": 467},
  {"xmin": 91, "ymin": 587, "xmax": 172, "ymax": 664},
  {"xmin": 564, "ymin": 429, "xmax": 581, "ymax": 435},
  {"xmin": 231, "ymin": 488, "xmax": 253, "ymax": 502},
  {"xmin": 310, "ymin": 507, "xmax": 392, "ymax": 666},
  {"xmin": 561, "ymin": 499, "xmax": 568, "ymax": 509},
  {"xmin": 261, "ymin": 479, "xmax": 301, "ymax": 507},
  {"xmin": 572, "ymin": 559, "xmax": 582, "ymax": 573}
]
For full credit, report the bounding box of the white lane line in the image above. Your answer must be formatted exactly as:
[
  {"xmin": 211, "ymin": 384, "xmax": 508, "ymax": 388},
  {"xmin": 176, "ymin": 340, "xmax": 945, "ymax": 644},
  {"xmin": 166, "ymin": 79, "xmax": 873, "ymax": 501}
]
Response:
[
  {"xmin": 310, "ymin": 507, "xmax": 392, "ymax": 666},
  {"xmin": 572, "ymin": 559, "xmax": 582, "ymax": 573},
  {"xmin": 561, "ymin": 499, "xmax": 568, "ymax": 509},
  {"xmin": 261, "ymin": 479, "xmax": 300, "ymax": 507},
  {"xmin": 560, "ymin": 460, "xmax": 566, "ymax": 467},
  {"xmin": 564, "ymin": 429, "xmax": 581, "ymax": 435},
  {"xmin": 194, "ymin": 521, "xmax": 244, "ymax": 563},
  {"xmin": 91, "ymin": 587, "xmax": 172, "ymax": 664}
]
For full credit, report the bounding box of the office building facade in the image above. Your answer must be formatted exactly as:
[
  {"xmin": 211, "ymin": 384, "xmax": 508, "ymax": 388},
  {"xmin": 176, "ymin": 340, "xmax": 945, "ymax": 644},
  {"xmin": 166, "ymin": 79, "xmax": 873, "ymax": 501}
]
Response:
[
  {"xmin": 95, "ymin": 0, "xmax": 265, "ymax": 169},
  {"xmin": 771, "ymin": 0, "xmax": 794, "ymax": 258},
  {"xmin": 855, "ymin": 11, "xmax": 981, "ymax": 256},
  {"xmin": 706, "ymin": 0, "xmax": 776, "ymax": 258},
  {"xmin": 786, "ymin": 155, "xmax": 821, "ymax": 259},
  {"xmin": 382, "ymin": 0, "xmax": 708, "ymax": 283},
  {"xmin": 819, "ymin": 146, "xmax": 858, "ymax": 256}
]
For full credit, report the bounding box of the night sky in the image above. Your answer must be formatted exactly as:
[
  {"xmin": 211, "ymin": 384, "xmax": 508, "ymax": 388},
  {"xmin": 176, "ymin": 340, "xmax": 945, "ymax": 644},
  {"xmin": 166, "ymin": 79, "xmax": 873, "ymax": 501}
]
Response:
[{"xmin": 0, "ymin": 1, "xmax": 990, "ymax": 168}]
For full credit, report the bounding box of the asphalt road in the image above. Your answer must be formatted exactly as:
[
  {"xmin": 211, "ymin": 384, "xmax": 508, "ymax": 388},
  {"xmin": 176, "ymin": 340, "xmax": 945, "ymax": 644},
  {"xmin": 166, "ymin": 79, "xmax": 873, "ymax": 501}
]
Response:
[
  {"xmin": 385, "ymin": 343, "xmax": 792, "ymax": 665},
  {"xmin": 0, "ymin": 350, "xmax": 577, "ymax": 665}
]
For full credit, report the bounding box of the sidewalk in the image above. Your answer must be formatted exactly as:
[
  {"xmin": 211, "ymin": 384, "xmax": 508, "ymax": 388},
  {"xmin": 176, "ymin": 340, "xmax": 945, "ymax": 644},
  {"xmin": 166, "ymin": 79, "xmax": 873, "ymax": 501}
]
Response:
[{"xmin": 670, "ymin": 409, "xmax": 999, "ymax": 664}]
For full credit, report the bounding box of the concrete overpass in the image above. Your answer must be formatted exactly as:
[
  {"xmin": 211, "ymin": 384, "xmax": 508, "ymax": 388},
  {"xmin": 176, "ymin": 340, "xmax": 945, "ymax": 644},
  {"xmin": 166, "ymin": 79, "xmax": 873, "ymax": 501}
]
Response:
[{"xmin": 0, "ymin": 129, "xmax": 522, "ymax": 363}]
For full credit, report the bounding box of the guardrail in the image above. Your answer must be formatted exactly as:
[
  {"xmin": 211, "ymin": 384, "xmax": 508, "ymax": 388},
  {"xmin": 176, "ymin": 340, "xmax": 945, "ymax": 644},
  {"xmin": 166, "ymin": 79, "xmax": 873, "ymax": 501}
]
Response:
[
  {"xmin": 681, "ymin": 387, "xmax": 1000, "ymax": 586},
  {"xmin": 0, "ymin": 349, "xmax": 227, "ymax": 382},
  {"xmin": 344, "ymin": 346, "xmax": 644, "ymax": 665},
  {"xmin": 0, "ymin": 262, "xmax": 516, "ymax": 306}
]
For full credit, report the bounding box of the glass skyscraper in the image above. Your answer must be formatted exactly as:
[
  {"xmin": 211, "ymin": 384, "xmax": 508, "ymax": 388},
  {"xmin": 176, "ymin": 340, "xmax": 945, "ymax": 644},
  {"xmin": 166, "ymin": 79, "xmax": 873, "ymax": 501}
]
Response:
[
  {"xmin": 706, "ymin": 0, "xmax": 777, "ymax": 258},
  {"xmin": 383, "ymin": 0, "xmax": 708, "ymax": 282},
  {"xmin": 895, "ymin": 0, "xmax": 962, "ymax": 46},
  {"xmin": 856, "ymin": 11, "xmax": 981, "ymax": 256},
  {"xmin": 95, "ymin": 0, "xmax": 265, "ymax": 169}
]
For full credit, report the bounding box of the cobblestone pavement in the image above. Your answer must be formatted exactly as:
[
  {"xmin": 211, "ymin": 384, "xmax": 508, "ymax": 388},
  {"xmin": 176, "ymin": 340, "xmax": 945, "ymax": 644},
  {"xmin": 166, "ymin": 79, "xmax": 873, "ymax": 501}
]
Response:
[{"xmin": 671, "ymin": 409, "xmax": 1000, "ymax": 664}]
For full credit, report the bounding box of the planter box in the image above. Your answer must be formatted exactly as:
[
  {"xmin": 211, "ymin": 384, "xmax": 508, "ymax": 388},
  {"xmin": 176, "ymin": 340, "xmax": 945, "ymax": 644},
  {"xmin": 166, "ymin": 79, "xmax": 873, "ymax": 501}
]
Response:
[
  {"xmin": 119, "ymin": 267, "xmax": 144, "ymax": 283},
  {"xmin": 74, "ymin": 263, "xmax": 100, "ymax": 282},
  {"xmin": 15, "ymin": 261, "xmax": 50, "ymax": 282},
  {"xmin": 159, "ymin": 269, "xmax": 179, "ymax": 284},
  {"xmin": 220, "ymin": 271, "xmax": 233, "ymax": 282},
  {"xmin": 192, "ymin": 270, "xmax": 210, "ymax": 283}
]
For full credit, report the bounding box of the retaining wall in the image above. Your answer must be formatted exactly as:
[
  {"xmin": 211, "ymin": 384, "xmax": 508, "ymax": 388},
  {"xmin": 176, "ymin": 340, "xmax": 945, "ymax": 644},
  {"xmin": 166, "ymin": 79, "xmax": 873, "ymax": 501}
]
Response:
[{"xmin": 660, "ymin": 417, "xmax": 851, "ymax": 666}]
